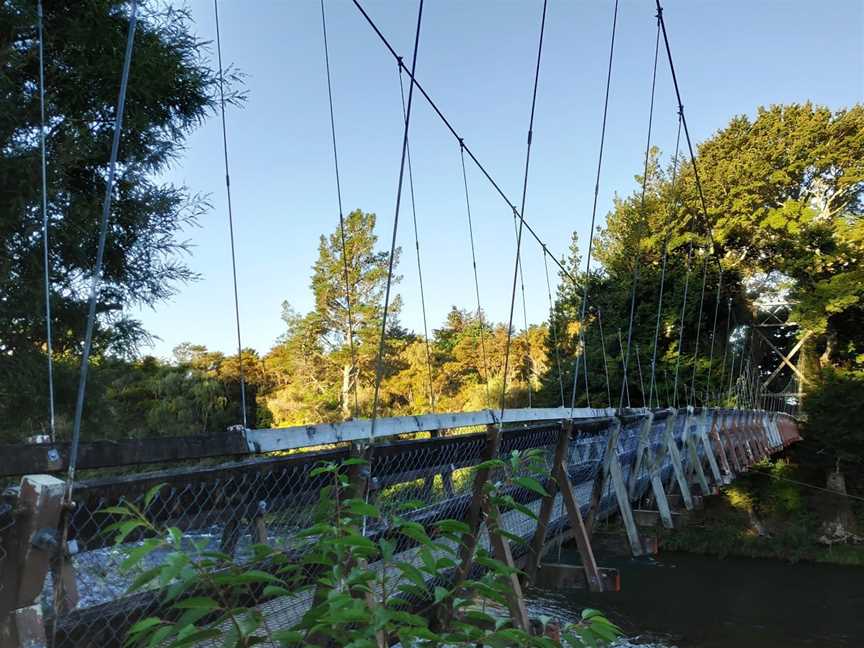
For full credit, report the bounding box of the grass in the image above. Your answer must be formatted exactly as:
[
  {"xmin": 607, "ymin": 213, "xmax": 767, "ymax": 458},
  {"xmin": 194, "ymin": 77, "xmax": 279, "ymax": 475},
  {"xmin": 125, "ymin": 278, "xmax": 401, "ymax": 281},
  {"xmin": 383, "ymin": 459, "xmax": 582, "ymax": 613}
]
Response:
[{"xmin": 659, "ymin": 458, "xmax": 864, "ymax": 566}]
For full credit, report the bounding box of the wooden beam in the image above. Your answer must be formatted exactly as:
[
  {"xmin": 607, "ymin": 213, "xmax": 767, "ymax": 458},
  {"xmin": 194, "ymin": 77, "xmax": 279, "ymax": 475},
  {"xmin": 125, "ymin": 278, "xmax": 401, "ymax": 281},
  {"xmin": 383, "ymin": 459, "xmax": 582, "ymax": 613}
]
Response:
[
  {"xmin": 757, "ymin": 329, "xmax": 811, "ymax": 388},
  {"xmin": 482, "ymin": 498, "xmax": 530, "ymax": 631},
  {"xmin": 663, "ymin": 412, "xmax": 694, "ymax": 510},
  {"xmin": 527, "ymin": 424, "xmax": 570, "ymax": 582},
  {"xmin": 554, "ymin": 460, "xmax": 604, "ymax": 591},
  {"xmin": 0, "ymin": 475, "xmax": 65, "ymax": 648}
]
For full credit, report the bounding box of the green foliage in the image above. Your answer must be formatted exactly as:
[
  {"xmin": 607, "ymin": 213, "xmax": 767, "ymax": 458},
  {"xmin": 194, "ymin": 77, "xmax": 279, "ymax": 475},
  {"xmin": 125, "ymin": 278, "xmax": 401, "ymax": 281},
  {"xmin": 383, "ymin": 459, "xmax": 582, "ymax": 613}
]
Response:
[
  {"xmin": 109, "ymin": 456, "xmax": 621, "ymax": 647},
  {"xmin": 661, "ymin": 458, "xmax": 864, "ymax": 565},
  {"xmin": 803, "ymin": 367, "xmax": 864, "ymax": 466},
  {"xmin": 0, "ymin": 1, "xmax": 237, "ymax": 438}
]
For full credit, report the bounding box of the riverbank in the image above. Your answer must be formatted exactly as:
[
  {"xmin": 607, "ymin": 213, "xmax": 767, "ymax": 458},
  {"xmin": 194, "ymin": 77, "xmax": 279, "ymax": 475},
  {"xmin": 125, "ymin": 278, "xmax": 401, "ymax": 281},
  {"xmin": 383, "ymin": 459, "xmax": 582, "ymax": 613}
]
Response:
[{"xmin": 658, "ymin": 458, "xmax": 864, "ymax": 566}]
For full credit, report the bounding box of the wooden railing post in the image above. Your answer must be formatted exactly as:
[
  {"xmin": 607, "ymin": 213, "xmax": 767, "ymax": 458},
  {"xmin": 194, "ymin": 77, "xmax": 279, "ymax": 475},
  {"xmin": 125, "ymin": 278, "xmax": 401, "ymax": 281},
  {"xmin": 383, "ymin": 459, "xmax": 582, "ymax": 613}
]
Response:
[
  {"xmin": 585, "ymin": 418, "xmax": 621, "ymax": 534},
  {"xmin": 527, "ymin": 423, "xmax": 570, "ymax": 582},
  {"xmin": 664, "ymin": 410, "xmax": 694, "ymax": 511},
  {"xmin": 527, "ymin": 422, "xmax": 604, "ymax": 592},
  {"xmin": 711, "ymin": 410, "xmax": 733, "ymax": 478},
  {"xmin": 627, "ymin": 413, "xmax": 654, "ymax": 499},
  {"xmin": 642, "ymin": 413, "xmax": 674, "ymax": 529},
  {"xmin": 698, "ymin": 409, "xmax": 723, "ymax": 487},
  {"xmin": 0, "ymin": 475, "xmax": 65, "ymax": 648},
  {"xmin": 682, "ymin": 408, "xmax": 711, "ymax": 496},
  {"xmin": 450, "ymin": 419, "xmax": 529, "ymax": 631}
]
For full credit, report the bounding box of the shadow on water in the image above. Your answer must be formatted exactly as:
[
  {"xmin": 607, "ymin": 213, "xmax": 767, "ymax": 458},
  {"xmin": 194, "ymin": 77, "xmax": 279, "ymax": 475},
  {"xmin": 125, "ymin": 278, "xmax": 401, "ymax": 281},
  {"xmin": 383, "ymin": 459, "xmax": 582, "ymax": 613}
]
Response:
[{"xmin": 528, "ymin": 550, "xmax": 864, "ymax": 647}]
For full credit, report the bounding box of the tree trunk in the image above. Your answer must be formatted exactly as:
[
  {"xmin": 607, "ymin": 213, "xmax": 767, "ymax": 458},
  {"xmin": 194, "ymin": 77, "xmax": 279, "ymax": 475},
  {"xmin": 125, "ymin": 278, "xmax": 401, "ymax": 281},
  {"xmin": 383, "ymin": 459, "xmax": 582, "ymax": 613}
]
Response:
[
  {"xmin": 341, "ymin": 363, "xmax": 354, "ymax": 420},
  {"xmin": 819, "ymin": 464, "xmax": 859, "ymax": 544}
]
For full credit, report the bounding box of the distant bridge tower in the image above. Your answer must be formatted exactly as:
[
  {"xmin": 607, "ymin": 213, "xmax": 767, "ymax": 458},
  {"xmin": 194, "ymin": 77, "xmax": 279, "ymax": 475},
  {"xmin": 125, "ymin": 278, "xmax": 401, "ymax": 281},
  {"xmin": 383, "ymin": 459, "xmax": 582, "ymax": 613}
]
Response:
[{"xmin": 751, "ymin": 293, "xmax": 809, "ymax": 414}]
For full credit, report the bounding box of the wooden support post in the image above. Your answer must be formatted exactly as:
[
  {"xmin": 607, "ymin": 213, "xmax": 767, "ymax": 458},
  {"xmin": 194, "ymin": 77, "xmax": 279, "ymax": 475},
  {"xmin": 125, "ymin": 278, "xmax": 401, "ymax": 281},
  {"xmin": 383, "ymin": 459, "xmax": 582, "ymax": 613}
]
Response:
[
  {"xmin": 585, "ymin": 418, "xmax": 621, "ymax": 534},
  {"xmin": 527, "ymin": 424, "xmax": 570, "ymax": 582},
  {"xmin": 454, "ymin": 424, "xmax": 500, "ymax": 586},
  {"xmin": 734, "ymin": 412, "xmax": 753, "ymax": 467},
  {"xmin": 710, "ymin": 411, "xmax": 733, "ymax": 477},
  {"xmin": 730, "ymin": 412, "xmax": 748, "ymax": 470},
  {"xmin": 664, "ymin": 411, "xmax": 694, "ymax": 511},
  {"xmin": 554, "ymin": 459, "xmax": 604, "ymax": 591},
  {"xmin": 0, "ymin": 475, "xmax": 65, "ymax": 648},
  {"xmin": 253, "ymin": 500, "xmax": 268, "ymax": 545},
  {"xmin": 686, "ymin": 433, "xmax": 711, "ymax": 496},
  {"xmin": 723, "ymin": 415, "xmax": 742, "ymax": 474},
  {"xmin": 698, "ymin": 410, "xmax": 722, "ymax": 486},
  {"xmin": 648, "ymin": 473, "xmax": 674, "ymax": 529},
  {"xmin": 628, "ymin": 413, "xmax": 654, "ymax": 499},
  {"xmin": 482, "ymin": 498, "xmax": 530, "ymax": 631},
  {"xmin": 642, "ymin": 417, "xmax": 674, "ymax": 529},
  {"xmin": 607, "ymin": 452, "xmax": 645, "ymax": 556},
  {"xmin": 449, "ymin": 421, "xmax": 531, "ymax": 630}
]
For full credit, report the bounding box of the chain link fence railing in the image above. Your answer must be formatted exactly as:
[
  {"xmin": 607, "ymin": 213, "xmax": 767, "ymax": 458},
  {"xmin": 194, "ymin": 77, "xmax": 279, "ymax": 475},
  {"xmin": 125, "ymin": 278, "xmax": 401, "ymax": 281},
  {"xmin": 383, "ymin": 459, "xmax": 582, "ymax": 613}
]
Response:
[{"xmin": 0, "ymin": 408, "xmax": 799, "ymax": 648}]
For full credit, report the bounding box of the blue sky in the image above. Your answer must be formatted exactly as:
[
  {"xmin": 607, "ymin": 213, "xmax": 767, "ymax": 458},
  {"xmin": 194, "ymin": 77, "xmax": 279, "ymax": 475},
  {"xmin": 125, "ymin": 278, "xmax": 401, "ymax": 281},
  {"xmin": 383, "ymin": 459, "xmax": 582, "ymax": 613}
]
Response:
[{"xmin": 134, "ymin": 0, "xmax": 864, "ymax": 359}]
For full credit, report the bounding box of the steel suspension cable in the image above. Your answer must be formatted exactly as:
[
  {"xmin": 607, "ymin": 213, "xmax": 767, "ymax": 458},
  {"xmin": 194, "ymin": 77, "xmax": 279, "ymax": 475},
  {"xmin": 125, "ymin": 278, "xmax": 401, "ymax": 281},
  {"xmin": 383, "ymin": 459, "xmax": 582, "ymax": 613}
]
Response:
[
  {"xmin": 369, "ymin": 0, "xmax": 424, "ymax": 437},
  {"xmin": 511, "ymin": 0, "xmax": 549, "ymax": 409},
  {"xmin": 568, "ymin": 0, "xmax": 620, "ymax": 414},
  {"xmin": 459, "ymin": 142, "xmax": 491, "ymax": 404},
  {"xmin": 351, "ymin": 0, "xmax": 575, "ymax": 287},
  {"xmin": 617, "ymin": 328, "xmax": 630, "ymax": 408},
  {"xmin": 634, "ymin": 342, "xmax": 646, "ymax": 406},
  {"xmin": 48, "ymin": 0, "xmax": 136, "ymax": 604},
  {"xmin": 672, "ymin": 247, "xmax": 693, "ymax": 407},
  {"xmin": 514, "ymin": 215, "xmax": 533, "ymax": 407},
  {"xmin": 398, "ymin": 64, "xmax": 436, "ymax": 412},
  {"xmin": 596, "ymin": 306, "xmax": 612, "ymax": 408},
  {"xmin": 498, "ymin": 0, "xmax": 547, "ymax": 418},
  {"xmin": 704, "ymin": 268, "xmax": 724, "ymax": 404},
  {"xmin": 717, "ymin": 297, "xmax": 732, "ymax": 403},
  {"xmin": 36, "ymin": 0, "xmax": 56, "ymax": 441},
  {"xmin": 320, "ymin": 0, "xmax": 360, "ymax": 417},
  {"xmin": 214, "ymin": 0, "xmax": 248, "ymax": 428},
  {"xmin": 618, "ymin": 15, "xmax": 661, "ymax": 411},
  {"xmin": 688, "ymin": 256, "xmax": 709, "ymax": 406},
  {"xmin": 656, "ymin": 0, "xmax": 722, "ymax": 270},
  {"xmin": 542, "ymin": 247, "xmax": 565, "ymax": 407},
  {"xmin": 67, "ymin": 0, "xmax": 137, "ymax": 484},
  {"xmin": 647, "ymin": 114, "xmax": 682, "ymax": 409}
]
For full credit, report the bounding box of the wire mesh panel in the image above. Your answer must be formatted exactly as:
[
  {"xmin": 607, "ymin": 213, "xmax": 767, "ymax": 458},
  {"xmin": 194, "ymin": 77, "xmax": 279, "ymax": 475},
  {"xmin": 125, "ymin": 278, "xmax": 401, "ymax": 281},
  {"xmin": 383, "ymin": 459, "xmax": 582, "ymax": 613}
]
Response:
[{"xmin": 16, "ymin": 408, "xmax": 792, "ymax": 647}]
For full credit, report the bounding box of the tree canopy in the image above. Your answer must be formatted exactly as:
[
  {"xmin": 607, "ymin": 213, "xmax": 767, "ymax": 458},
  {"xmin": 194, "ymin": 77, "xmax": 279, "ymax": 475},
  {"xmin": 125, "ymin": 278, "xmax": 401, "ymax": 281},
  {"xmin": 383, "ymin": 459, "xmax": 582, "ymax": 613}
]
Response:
[{"xmin": 0, "ymin": 1, "xmax": 235, "ymax": 438}]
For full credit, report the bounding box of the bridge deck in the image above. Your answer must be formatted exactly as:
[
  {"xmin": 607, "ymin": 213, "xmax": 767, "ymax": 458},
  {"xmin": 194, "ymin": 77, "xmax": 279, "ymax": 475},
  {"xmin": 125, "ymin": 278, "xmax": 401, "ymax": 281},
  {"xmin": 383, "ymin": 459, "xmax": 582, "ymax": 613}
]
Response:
[{"xmin": 0, "ymin": 407, "xmax": 800, "ymax": 648}]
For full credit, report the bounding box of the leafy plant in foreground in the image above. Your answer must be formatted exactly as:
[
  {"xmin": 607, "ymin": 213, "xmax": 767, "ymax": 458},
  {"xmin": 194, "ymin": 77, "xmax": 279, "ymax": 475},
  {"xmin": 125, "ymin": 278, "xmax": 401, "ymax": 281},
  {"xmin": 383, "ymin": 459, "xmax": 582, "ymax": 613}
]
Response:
[{"xmin": 105, "ymin": 451, "xmax": 621, "ymax": 647}]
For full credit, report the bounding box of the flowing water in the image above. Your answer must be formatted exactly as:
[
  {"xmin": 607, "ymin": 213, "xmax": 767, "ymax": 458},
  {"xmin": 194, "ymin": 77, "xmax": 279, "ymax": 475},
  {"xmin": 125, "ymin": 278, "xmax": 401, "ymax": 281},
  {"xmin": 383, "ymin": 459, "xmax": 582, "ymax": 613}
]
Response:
[{"xmin": 528, "ymin": 550, "xmax": 864, "ymax": 647}]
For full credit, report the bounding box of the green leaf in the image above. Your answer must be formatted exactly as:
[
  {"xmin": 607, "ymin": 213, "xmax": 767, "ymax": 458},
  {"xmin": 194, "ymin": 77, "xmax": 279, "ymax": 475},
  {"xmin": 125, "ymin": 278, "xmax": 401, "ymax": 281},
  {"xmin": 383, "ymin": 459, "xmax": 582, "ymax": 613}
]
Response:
[
  {"xmin": 345, "ymin": 499, "xmax": 379, "ymax": 518},
  {"xmin": 108, "ymin": 520, "xmax": 145, "ymax": 544},
  {"xmin": 173, "ymin": 597, "xmax": 219, "ymax": 611},
  {"xmin": 128, "ymin": 617, "xmax": 162, "ymax": 636},
  {"xmin": 271, "ymin": 629, "xmax": 304, "ymax": 644},
  {"xmin": 129, "ymin": 566, "xmax": 162, "ymax": 593},
  {"xmin": 99, "ymin": 505, "xmax": 134, "ymax": 516},
  {"xmin": 143, "ymin": 483, "xmax": 166, "ymax": 508},
  {"xmin": 169, "ymin": 628, "xmax": 221, "ymax": 648},
  {"xmin": 262, "ymin": 585, "xmax": 293, "ymax": 598},
  {"xmin": 213, "ymin": 570, "xmax": 282, "ymax": 586},
  {"xmin": 398, "ymin": 522, "xmax": 432, "ymax": 546},
  {"xmin": 512, "ymin": 476, "xmax": 549, "ymax": 497},
  {"xmin": 147, "ymin": 626, "xmax": 174, "ymax": 648},
  {"xmin": 435, "ymin": 519, "xmax": 470, "ymax": 535},
  {"xmin": 121, "ymin": 540, "xmax": 161, "ymax": 572},
  {"xmin": 433, "ymin": 586, "xmax": 449, "ymax": 603}
]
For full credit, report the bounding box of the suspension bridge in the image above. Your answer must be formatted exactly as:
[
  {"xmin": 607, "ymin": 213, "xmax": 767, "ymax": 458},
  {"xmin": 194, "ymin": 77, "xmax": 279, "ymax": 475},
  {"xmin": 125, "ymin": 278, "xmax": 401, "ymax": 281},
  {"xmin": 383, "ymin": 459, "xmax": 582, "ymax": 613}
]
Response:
[{"xmin": 1, "ymin": 0, "xmax": 805, "ymax": 646}]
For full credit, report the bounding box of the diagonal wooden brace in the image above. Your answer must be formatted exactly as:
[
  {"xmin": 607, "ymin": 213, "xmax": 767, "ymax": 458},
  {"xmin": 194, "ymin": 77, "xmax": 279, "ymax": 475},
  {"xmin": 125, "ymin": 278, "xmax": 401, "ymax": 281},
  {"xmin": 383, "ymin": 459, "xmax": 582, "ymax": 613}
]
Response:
[{"xmin": 664, "ymin": 411, "xmax": 694, "ymax": 511}]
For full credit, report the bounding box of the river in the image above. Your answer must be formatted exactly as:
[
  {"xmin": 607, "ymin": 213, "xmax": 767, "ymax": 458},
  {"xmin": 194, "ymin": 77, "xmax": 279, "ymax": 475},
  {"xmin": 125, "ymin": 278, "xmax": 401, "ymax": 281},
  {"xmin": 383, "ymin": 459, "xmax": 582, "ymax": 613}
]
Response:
[{"xmin": 528, "ymin": 550, "xmax": 864, "ymax": 647}]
